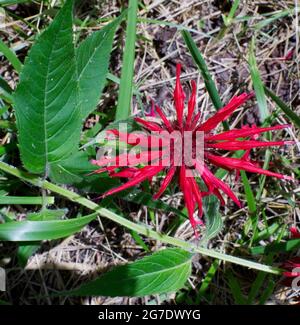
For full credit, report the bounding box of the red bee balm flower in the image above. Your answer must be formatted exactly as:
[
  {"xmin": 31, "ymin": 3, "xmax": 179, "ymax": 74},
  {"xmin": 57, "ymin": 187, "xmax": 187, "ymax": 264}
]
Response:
[{"xmin": 92, "ymin": 64, "xmax": 293, "ymax": 235}]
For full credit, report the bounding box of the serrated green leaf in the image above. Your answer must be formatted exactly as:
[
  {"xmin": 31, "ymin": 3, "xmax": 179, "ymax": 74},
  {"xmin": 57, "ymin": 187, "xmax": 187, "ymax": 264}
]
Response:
[
  {"xmin": 14, "ymin": 0, "xmax": 81, "ymax": 174},
  {"xmin": 0, "ymin": 212, "xmax": 97, "ymax": 241},
  {"xmin": 201, "ymin": 195, "xmax": 223, "ymax": 244},
  {"xmin": 66, "ymin": 248, "xmax": 192, "ymax": 297},
  {"xmin": 76, "ymin": 14, "xmax": 124, "ymax": 118}
]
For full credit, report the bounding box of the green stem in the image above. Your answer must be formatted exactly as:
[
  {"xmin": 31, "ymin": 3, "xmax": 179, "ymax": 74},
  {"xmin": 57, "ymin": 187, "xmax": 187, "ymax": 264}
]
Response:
[
  {"xmin": 0, "ymin": 196, "xmax": 54, "ymax": 205},
  {"xmin": 0, "ymin": 161, "xmax": 283, "ymax": 275}
]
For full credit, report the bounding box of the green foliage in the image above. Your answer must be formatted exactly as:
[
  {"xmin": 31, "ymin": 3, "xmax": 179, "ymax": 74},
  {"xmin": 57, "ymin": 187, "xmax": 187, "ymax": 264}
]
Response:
[
  {"xmin": 182, "ymin": 29, "xmax": 229, "ymax": 130},
  {"xmin": 76, "ymin": 13, "xmax": 124, "ymax": 119},
  {"xmin": 17, "ymin": 209, "xmax": 67, "ymax": 266},
  {"xmin": 248, "ymin": 38, "xmax": 269, "ymax": 122},
  {"xmin": 67, "ymin": 248, "xmax": 192, "ymax": 297},
  {"xmin": 14, "ymin": 0, "xmax": 79, "ymax": 174},
  {"xmin": 115, "ymin": 0, "xmax": 138, "ymax": 120},
  {"xmin": 0, "ymin": 211, "xmax": 97, "ymax": 241},
  {"xmin": 13, "ymin": 0, "xmax": 123, "ymax": 175}
]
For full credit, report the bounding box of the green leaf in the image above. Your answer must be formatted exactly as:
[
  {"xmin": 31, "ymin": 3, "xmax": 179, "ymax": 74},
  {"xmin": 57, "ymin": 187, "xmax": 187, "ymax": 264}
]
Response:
[
  {"xmin": 0, "ymin": 212, "xmax": 97, "ymax": 241},
  {"xmin": 67, "ymin": 248, "xmax": 192, "ymax": 297},
  {"xmin": 76, "ymin": 14, "xmax": 124, "ymax": 118},
  {"xmin": 17, "ymin": 209, "xmax": 67, "ymax": 266},
  {"xmin": 13, "ymin": 0, "xmax": 81, "ymax": 174},
  {"xmin": 201, "ymin": 195, "xmax": 223, "ymax": 244},
  {"xmin": 264, "ymin": 86, "xmax": 300, "ymax": 128},
  {"xmin": 248, "ymin": 37, "xmax": 269, "ymax": 122}
]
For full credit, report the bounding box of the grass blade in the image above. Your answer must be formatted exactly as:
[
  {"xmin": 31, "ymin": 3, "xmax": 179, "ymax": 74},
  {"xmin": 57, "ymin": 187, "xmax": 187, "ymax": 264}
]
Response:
[
  {"xmin": 248, "ymin": 37, "xmax": 269, "ymax": 122},
  {"xmin": 241, "ymin": 170, "xmax": 257, "ymax": 214},
  {"xmin": 115, "ymin": 0, "xmax": 138, "ymax": 120},
  {"xmin": 264, "ymin": 86, "xmax": 300, "ymax": 128},
  {"xmin": 227, "ymin": 270, "xmax": 246, "ymax": 304},
  {"xmin": 197, "ymin": 259, "xmax": 220, "ymax": 300},
  {"xmin": 0, "ymin": 39, "xmax": 22, "ymax": 73},
  {"xmin": 182, "ymin": 30, "xmax": 229, "ymax": 130}
]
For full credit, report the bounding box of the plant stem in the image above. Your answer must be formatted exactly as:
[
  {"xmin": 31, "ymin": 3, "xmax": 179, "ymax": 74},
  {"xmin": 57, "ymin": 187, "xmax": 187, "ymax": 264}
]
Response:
[{"xmin": 0, "ymin": 161, "xmax": 283, "ymax": 275}]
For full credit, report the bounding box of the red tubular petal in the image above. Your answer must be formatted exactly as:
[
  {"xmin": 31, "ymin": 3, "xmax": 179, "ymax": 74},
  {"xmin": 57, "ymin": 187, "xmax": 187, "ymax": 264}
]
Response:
[
  {"xmin": 146, "ymin": 99, "xmax": 156, "ymax": 117},
  {"xmin": 174, "ymin": 63, "xmax": 185, "ymax": 127},
  {"xmin": 205, "ymin": 124, "xmax": 291, "ymax": 141},
  {"xmin": 189, "ymin": 176, "xmax": 203, "ymax": 218},
  {"xmin": 186, "ymin": 80, "xmax": 197, "ymax": 127},
  {"xmin": 194, "ymin": 162, "xmax": 214, "ymax": 193},
  {"xmin": 190, "ymin": 111, "xmax": 201, "ymax": 130},
  {"xmin": 206, "ymin": 140, "xmax": 293, "ymax": 151},
  {"xmin": 102, "ymin": 165, "xmax": 164, "ymax": 198},
  {"xmin": 206, "ymin": 153, "xmax": 293, "ymax": 180},
  {"xmin": 155, "ymin": 105, "xmax": 173, "ymax": 132},
  {"xmin": 213, "ymin": 188, "xmax": 226, "ymax": 206},
  {"xmin": 290, "ymin": 227, "xmax": 300, "ymax": 239},
  {"xmin": 283, "ymin": 271, "xmax": 300, "ymax": 277},
  {"xmin": 197, "ymin": 93, "xmax": 253, "ymax": 132},
  {"xmin": 201, "ymin": 165, "xmax": 241, "ymax": 207},
  {"xmin": 179, "ymin": 166, "xmax": 197, "ymax": 229},
  {"xmin": 135, "ymin": 117, "xmax": 165, "ymax": 132},
  {"xmin": 153, "ymin": 166, "xmax": 176, "ymax": 199}
]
